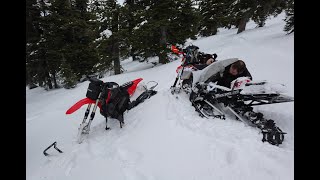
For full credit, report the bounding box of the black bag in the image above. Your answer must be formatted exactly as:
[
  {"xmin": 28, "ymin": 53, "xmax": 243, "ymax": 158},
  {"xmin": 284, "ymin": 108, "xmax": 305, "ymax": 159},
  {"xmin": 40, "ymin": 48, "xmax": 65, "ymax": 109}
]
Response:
[
  {"xmin": 183, "ymin": 45, "xmax": 200, "ymax": 65},
  {"xmin": 100, "ymin": 85, "xmax": 130, "ymax": 122},
  {"xmin": 86, "ymin": 79, "xmax": 103, "ymax": 100}
]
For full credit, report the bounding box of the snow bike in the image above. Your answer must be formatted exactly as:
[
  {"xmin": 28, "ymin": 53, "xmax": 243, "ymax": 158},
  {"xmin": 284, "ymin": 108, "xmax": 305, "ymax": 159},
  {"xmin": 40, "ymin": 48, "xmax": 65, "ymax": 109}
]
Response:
[
  {"xmin": 189, "ymin": 77, "xmax": 294, "ymax": 146},
  {"xmin": 66, "ymin": 77, "xmax": 158, "ymax": 143},
  {"xmin": 170, "ymin": 45, "xmax": 217, "ymax": 94}
]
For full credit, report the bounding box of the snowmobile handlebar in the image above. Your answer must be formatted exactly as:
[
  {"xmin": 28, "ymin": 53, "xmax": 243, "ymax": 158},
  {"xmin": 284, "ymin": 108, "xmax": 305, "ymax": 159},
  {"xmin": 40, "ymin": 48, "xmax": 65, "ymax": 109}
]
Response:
[
  {"xmin": 88, "ymin": 77, "xmax": 119, "ymax": 89},
  {"xmin": 212, "ymin": 53, "xmax": 218, "ymax": 60},
  {"xmin": 88, "ymin": 77, "xmax": 103, "ymax": 85},
  {"xmin": 144, "ymin": 81, "xmax": 158, "ymax": 91},
  {"xmin": 103, "ymin": 82, "xmax": 119, "ymax": 89}
]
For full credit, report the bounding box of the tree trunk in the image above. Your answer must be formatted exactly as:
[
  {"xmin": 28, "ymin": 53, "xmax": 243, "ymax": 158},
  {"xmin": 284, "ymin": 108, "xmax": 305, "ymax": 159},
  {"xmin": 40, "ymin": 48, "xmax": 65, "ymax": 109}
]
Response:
[
  {"xmin": 52, "ymin": 71, "xmax": 58, "ymax": 88},
  {"xmin": 39, "ymin": 81, "xmax": 43, "ymax": 87},
  {"xmin": 42, "ymin": 59, "xmax": 52, "ymax": 89},
  {"xmin": 237, "ymin": 16, "xmax": 248, "ymax": 34},
  {"xmin": 128, "ymin": 0, "xmax": 137, "ymax": 61},
  {"xmin": 66, "ymin": 0, "xmax": 72, "ymax": 8},
  {"xmin": 131, "ymin": 46, "xmax": 137, "ymax": 61},
  {"xmin": 159, "ymin": 26, "xmax": 167, "ymax": 64},
  {"xmin": 211, "ymin": 26, "xmax": 218, "ymax": 35},
  {"xmin": 113, "ymin": 41, "xmax": 121, "ymax": 75},
  {"xmin": 258, "ymin": 20, "xmax": 265, "ymax": 27},
  {"xmin": 45, "ymin": 72, "xmax": 53, "ymax": 89},
  {"xmin": 258, "ymin": 4, "xmax": 270, "ymax": 27},
  {"xmin": 111, "ymin": 4, "xmax": 120, "ymax": 74}
]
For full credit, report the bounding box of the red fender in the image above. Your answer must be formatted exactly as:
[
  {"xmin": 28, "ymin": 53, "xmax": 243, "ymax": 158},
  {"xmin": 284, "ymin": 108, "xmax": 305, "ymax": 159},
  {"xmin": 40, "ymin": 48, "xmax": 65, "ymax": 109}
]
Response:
[
  {"xmin": 65, "ymin": 98, "xmax": 101, "ymax": 115},
  {"xmin": 66, "ymin": 78, "xmax": 143, "ymax": 115},
  {"xmin": 127, "ymin": 78, "xmax": 143, "ymax": 96}
]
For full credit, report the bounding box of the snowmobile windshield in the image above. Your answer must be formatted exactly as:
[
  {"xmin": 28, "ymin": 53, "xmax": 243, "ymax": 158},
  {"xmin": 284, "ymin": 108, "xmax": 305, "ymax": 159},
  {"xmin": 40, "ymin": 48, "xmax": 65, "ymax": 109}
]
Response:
[{"xmin": 192, "ymin": 58, "xmax": 239, "ymax": 86}]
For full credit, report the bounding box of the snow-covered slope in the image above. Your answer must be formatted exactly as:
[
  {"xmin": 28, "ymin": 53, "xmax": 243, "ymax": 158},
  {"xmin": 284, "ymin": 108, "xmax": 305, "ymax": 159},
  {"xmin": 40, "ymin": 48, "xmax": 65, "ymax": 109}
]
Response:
[{"xmin": 26, "ymin": 13, "xmax": 293, "ymax": 180}]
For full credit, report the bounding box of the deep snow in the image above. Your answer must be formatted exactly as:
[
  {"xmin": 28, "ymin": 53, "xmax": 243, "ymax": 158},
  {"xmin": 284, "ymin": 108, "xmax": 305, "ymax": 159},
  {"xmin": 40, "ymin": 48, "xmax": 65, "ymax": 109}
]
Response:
[{"xmin": 27, "ymin": 13, "xmax": 293, "ymax": 180}]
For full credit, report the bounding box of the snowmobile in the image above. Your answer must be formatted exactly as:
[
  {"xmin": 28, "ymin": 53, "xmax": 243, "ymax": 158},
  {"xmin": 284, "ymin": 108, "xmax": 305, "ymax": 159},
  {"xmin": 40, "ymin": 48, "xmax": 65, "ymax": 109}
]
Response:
[
  {"xmin": 170, "ymin": 45, "xmax": 218, "ymax": 94},
  {"xmin": 188, "ymin": 59, "xmax": 294, "ymax": 146},
  {"xmin": 66, "ymin": 77, "xmax": 158, "ymax": 143}
]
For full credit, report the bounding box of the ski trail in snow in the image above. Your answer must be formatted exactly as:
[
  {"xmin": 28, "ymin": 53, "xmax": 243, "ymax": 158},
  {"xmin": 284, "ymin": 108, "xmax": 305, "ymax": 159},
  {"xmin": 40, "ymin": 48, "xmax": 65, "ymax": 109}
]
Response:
[
  {"xmin": 39, "ymin": 146, "xmax": 81, "ymax": 179},
  {"xmin": 166, "ymin": 90, "xmax": 245, "ymax": 167},
  {"xmin": 115, "ymin": 148, "xmax": 156, "ymax": 180},
  {"xmin": 83, "ymin": 93, "xmax": 158, "ymax": 159},
  {"xmin": 110, "ymin": 93, "xmax": 163, "ymax": 180},
  {"xmin": 26, "ymin": 113, "xmax": 42, "ymax": 123},
  {"xmin": 38, "ymin": 91, "xmax": 162, "ymax": 179},
  {"xmin": 165, "ymin": 90, "xmax": 250, "ymax": 169},
  {"xmin": 37, "ymin": 115, "xmax": 137, "ymax": 178},
  {"xmin": 225, "ymin": 148, "xmax": 237, "ymax": 164}
]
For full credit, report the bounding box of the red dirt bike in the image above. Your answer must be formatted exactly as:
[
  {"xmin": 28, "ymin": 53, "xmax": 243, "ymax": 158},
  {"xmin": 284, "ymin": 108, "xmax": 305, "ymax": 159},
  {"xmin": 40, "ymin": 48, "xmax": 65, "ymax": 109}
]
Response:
[
  {"xmin": 169, "ymin": 45, "xmax": 217, "ymax": 94},
  {"xmin": 66, "ymin": 77, "xmax": 157, "ymax": 143}
]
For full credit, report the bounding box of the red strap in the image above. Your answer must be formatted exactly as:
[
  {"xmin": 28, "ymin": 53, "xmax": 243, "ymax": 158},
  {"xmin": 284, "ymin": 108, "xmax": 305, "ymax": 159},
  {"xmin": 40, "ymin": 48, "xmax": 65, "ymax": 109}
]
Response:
[{"xmin": 105, "ymin": 90, "xmax": 111, "ymax": 104}]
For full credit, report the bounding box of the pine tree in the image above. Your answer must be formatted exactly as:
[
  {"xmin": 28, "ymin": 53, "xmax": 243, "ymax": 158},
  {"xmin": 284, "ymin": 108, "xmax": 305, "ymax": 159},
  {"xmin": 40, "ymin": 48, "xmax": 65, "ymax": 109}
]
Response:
[
  {"xmin": 26, "ymin": 0, "xmax": 57, "ymax": 89},
  {"xmin": 89, "ymin": 0, "xmax": 114, "ymax": 74},
  {"xmin": 226, "ymin": 0, "xmax": 286, "ymax": 34},
  {"xmin": 111, "ymin": 3, "xmax": 121, "ymax": 74},
  {"xmin": 198, "ymin": 0, "xmax": 230, "ymax": 37},
  {"xmin": 137, "ymin": 0, "xmax": 171, "ymax": 63},
  {"xmin": 121, "ymin": 0, "xmax": 141, "ymax": 61},
  {"xmin": 230, "ymin": 0, "xmax": 257, "ymax": 34},
  {"xmin": 26, "ymin": 0, "xmax": 41, "ymax": 87},
  {"xmin": 252, "ymin": 0, "xmax": 286, "ymax": 27},
  {"xmin": 26, "ymin": 0, "xmax": 41, "ymax": 43},
  {"xmin": 125, "ymin": 0, "xmax": 151, "ymax": 61},
  {"xmin": 60, "ymin": 55, "xmax": 78, "ymax": 89},
  {"xmin": 26, "ymin": 0, "xmax": 70, "ymax": 89},
  {"xmin": 26, "ymin": 0, "xmax": 108, "ymax": 89},
  {"xmin": 283, "ymin": 0, "xmax": 294, "ymax": 34},
  {"xmin": 169, "ymin": 0, "xmax": 200, "ymax": 43},
  {"xmin": 126, "ymin": 0, "xmax": 199, "ymax": 64},
  {"xmin": 66, "ymin": 0, "xmax": 100, "ymax": 77},
  {"xmin": 91, "ymin": 0, "xmax": 122, "ymax": 74}
]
